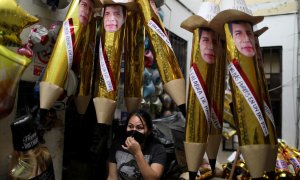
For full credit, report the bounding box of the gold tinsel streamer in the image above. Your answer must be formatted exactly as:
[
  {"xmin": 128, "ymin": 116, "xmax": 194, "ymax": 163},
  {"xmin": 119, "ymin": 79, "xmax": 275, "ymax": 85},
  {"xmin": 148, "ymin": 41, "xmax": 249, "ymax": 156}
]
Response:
[
  {"xmin": 74, "ymin": 16, "xmax": 97, "ymax": 97},
  {"xmin": 124, "ymin": 11, "xmax": 144, "ymax": 99}
]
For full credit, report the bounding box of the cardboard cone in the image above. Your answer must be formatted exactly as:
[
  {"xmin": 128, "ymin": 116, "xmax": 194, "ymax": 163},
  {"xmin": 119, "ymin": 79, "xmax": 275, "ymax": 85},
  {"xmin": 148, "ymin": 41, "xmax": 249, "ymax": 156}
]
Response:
[
  {"xmin": 40, "ymin": 81, "xmax": 64, "ymax": 109},
  {"xmin": 206, "ymin": 134, "xmax": 222, "ymax": 172},
  {"xmin": 184, "ymin": 142, "xmax": 207, "ymax": 172},
  {"xmin": 206, "ymin": 134, "xmax": 222, "ymax": 159},
  {"xmin": 240, "ymin": 144, "xmax": 269, "ymax": 178},
  {"xmin": 93, "ymin": 97, "xmax": 117, "ymax": 125},
  {"xmin": 74, "ymin": 95, "xmax": 91, "ymax": 115},
  {"xmin": 163, "ymin": 78, "xmax": 186, "ymax": 106},
  {"xmin": 125, "ymin": 97, "xmax": 142, "ymax": 113}
]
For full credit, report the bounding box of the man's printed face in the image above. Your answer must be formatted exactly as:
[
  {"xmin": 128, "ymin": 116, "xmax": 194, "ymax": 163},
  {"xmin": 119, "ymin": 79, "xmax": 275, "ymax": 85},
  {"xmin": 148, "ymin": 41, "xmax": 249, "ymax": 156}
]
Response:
[
  {"xmin": 104, "ymin": 5, "xmax": 125, "ymax": 32},
  {"xmin": 199, "ymin": 29, "xmax": 217, "ymax": 64},
  {"xmin": 78, "ymin": 0, "xmax": 93, "ymax": 26},
  {"xmin": 231, "ymin": 22, "xmax": 255, "ymax": 57}
]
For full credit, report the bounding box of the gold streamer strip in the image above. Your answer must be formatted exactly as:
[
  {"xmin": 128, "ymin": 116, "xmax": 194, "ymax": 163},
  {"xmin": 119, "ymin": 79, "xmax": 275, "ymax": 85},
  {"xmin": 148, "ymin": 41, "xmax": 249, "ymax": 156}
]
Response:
[
  {"xmin": 124, "ymin": 11, "xmax": 144, "ymax": 98},
  {"xmin": 75, "ymin": 16, "xmax": 97, "ymax": 97},
  {"xmin": 255, "ymin": 36, "xmax": 278, "ymax": 146},
  {"xmin": 209, "ymin": 40, "xmax": 226, "ymax": 135}
]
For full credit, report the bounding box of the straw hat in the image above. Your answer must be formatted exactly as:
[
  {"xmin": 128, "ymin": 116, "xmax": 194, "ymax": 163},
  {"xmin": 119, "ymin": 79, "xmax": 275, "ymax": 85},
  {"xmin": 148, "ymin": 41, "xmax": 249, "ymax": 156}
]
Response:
[
  {"xmin": 180, "ymin": 2, "xmax": 220, "ymax": 33},
  {"xmin": 210, "ymin": 0, "xmax": 264, "ymax": 36},
  {"xmin": 100, "ymin": 0, "xmax": 137, "ymax": 11}
]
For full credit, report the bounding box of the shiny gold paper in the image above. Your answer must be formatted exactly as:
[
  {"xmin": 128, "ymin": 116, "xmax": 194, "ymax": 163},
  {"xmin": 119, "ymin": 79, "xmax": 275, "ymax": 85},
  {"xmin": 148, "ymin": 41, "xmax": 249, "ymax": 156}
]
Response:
[
  {"xmin": 206, "ymin": 38, "xmax": 225, "ymax": 164},
  {"xmin": 0, "ymin": 45, "xmax": 31, "ymax": 119},
  {"xmin": 279, "ymin": 142, "xmax": 300, "ymax": 176},
  {"xmin": 209, "ymin": 40, "xmax": 226, "ymax": 135},
  {"xmin": 275, "ymin": 150, "xmax": 294, "ymax": 179},
  {"xmin": 0, "ymin": 0, "xmax": 39, "ymax": 46},
  {"xmin": 136, "ymin": 0, "xmax": 185, "ymax": 106},
  {"xmin": 255, "ymin": 36, "xmax": 278, "ymax": 146},
  {"xmin": 223, "ymin": 91, "xmax": 236, "ymax": 128},
  {"xmin": 73, "ymin": 15, "xmax": 98, "ymax": 114},
  {"xmin": 124, "ymin": 11, "xmax": 144, "ymax": 112},
  {"xmin": 42, "ymin": 0, "xmax": 92, "ymax": 88},
  {"xmin": 185, "ymin": 29, "xmax": 214, "ymax": 143},
  {"xmin": 74, "ymin": 16, "xmax": 97, "ymax": 97},
  {"xmin": 224, "ymin": 23, "xmax": 268, "ymax": 145},
  {"xmin": 222, "ymin": 123, "xmax": 237, "ymax": 139},
  {"xmin": 93, "ymin": 8, "xmax": 126, "ymax": 124}
]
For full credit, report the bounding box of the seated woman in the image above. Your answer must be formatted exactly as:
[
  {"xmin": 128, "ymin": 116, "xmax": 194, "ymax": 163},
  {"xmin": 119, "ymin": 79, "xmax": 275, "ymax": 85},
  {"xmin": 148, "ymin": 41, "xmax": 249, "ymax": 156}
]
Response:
[{"xmin": 107, "ymin": 109, "xmax": 167, "ymax": 180}]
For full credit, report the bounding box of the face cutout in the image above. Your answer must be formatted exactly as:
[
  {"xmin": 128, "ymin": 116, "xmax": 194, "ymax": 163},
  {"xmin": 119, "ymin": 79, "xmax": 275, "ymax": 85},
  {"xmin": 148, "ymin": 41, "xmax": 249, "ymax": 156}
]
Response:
[
  {"xmin": 78, "ymin": 0, "xmax": 93, "ymax": 26},
  {"xmin": 199, "ymin": 29, "xmax": 217, "ymax": 64},
  {"xmin": 231, "ymin": 22, "xmax": 255, "ymax": 57},
  {"xmin": 103, "ymin": 5, "xmax": 126, "ymax": 32}
]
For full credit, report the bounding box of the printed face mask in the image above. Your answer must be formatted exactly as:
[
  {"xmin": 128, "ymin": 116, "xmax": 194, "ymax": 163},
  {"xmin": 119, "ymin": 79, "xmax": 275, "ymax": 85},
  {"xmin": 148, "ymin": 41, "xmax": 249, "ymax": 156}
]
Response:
[{"xmin": 127, "ymin": 130, "xmax": 146, "ymax": 144}]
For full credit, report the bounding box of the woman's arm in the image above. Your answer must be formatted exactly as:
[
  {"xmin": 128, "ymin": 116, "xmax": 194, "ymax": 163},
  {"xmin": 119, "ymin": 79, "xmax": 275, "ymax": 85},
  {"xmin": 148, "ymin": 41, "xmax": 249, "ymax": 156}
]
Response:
[
  {"xmin": 107, "ymin": 162, "xmax": 118, "ymax": 180},
  {"xmin": 122, "ymin": 137, "xmax": 164, "ymax": 180},
  {"xmin": 134, "ymin": 151, "xmax": 165, "ymax": 180}
]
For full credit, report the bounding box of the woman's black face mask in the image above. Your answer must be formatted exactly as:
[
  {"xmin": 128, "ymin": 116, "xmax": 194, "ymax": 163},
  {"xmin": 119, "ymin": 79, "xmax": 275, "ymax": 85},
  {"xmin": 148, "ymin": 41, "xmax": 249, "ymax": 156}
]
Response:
[{"xmin": 127, "ymin": 130, "xmax": 146, "ymax": 144}]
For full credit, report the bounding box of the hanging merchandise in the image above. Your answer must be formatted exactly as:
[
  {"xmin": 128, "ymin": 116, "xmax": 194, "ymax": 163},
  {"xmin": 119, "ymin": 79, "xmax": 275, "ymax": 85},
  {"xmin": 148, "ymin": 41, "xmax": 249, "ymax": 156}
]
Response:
[
  {"xmin": 93, "ymin": 0, "xmax": 136, "ymax": 125},
  {"xmin": 9, "ymin": 115, "xmax": 54, "ymax": 179},
  {"xmin": 0, "ymin": 0, "xmax": 38, "ymax": 46},
  {"xmin": 144, "ymin": 50, "xmax": 154, "ymax": 68},
  {"xmin": 0, "ymin": 45, "xmax": 32, "ymax": 119},
  {"xmin": 136, "ymin": 0, "xmax": 186, "ymax": 117},
  {"xmin": 40, "ymin": 0, "xmax": 98, "ymax": 111},
  {"xmin": 27, "ymin": 23, "xmax": 62, "ymax": 77},
  {"xmin": 210, "ymin": 0, "xmax": 278, "ymax": 178},
  {"xmin": 73, "ymin": 16, "xmax": 97, "ymax": 115},
  {"xmin": 180, "ymin": 2, "xmax": 220, "ymax": 179},
  {"xmin": 143, "ymin": 68, "xmax": 155, "ymax": 98},
  {"xmin": 253, "ymin": 25, "xmax": 278, "ymax": 179}
]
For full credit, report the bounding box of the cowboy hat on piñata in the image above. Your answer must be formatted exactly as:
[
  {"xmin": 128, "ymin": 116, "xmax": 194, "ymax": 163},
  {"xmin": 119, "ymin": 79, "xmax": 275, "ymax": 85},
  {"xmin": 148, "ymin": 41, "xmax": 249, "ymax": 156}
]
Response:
[
  {"xmin": 100, "ymin": 0, "xmax": 137, "ymax": 11},
  {"xmin": 210, "ymin": 0, "xmax": 264, "ymax": 37},
  {"xmin": 180, "ymin": 2, "xmax": 220, "ymax": 33}
]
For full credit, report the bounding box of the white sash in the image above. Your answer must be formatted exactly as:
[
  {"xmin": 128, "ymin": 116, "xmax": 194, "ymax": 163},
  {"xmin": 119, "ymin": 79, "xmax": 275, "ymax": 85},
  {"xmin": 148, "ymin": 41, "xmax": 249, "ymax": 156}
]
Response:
[
  {"xmin": 263, "ymin": 101, "xmax": 276, "ymax": 128},
  {"xmin": 228, "ymin": 62, "xmax": 268, "ymax": 136},
  {"xmin": 63, "ymin": 19, "xmax": 74, "ymax": 70},
  {"xmin": 148, "ymin": 20, "xmax": 173, "ymax": 51},
  {"xmin": 189, "ymin": 65, "xmax": 210, "ymax": 123},
  {"xmin": 99, "ymin": 38, "xmax": 114, "ymax": 92}
]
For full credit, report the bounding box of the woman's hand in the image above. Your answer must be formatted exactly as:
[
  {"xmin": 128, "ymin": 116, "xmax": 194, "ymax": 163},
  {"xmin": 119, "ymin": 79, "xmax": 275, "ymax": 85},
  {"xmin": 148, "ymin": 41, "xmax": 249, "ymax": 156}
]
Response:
[{"xmin": 122, "ymin": 136, "xmax": 141, "ymax": 156}]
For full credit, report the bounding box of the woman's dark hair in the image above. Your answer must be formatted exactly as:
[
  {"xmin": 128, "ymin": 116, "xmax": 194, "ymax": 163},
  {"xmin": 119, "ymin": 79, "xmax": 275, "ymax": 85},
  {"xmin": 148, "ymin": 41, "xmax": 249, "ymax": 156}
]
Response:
[{"xmin": 126, "ymin": 109, "xmax": 153, "ymax": 132}]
